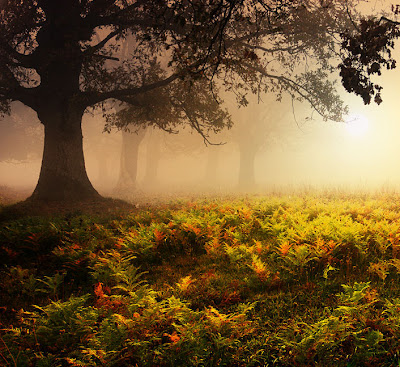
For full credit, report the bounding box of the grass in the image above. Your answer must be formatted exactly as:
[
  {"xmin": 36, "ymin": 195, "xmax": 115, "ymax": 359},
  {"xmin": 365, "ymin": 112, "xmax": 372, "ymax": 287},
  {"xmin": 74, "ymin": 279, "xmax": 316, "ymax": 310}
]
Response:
[{"xmin": 2, "ymin": 191, "xmax": 400, "ymax": 366}]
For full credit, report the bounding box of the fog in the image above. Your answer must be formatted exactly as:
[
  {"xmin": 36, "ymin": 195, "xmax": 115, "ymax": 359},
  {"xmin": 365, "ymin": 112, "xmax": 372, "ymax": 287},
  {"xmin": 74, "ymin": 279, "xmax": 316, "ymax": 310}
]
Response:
[
  {"xmin": 2, "ymin": 42, "xmax": 400, "ymax": 199},
  {"xmin": 2, "ymin": 75, "xmax": 400, "ymax": 200}
]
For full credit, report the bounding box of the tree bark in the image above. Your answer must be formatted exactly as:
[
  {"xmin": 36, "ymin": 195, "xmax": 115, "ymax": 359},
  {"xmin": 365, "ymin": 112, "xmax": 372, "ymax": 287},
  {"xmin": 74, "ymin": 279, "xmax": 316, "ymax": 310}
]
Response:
[
  {"xmin": 115, "ymin": 128, "xmax": 146, "ymax": 192},
  {"xmin": 29, "ymin": 108, "xmax": 100, "ymax": 202},
  {"xmin": 238, "ymin": 147, "xmax": 257, "ymax": 189}
]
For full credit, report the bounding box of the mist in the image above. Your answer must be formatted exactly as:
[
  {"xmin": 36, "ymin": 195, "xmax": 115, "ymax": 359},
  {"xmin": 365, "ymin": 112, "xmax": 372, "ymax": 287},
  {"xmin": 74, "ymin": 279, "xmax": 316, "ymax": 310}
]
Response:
[
  {"xmin": 2, "ymin": 66, "xmax": 400, "ymax": 201},
  {"xmin": 2, "ymin": 1, "xmax": 400, "ymax": 201}
]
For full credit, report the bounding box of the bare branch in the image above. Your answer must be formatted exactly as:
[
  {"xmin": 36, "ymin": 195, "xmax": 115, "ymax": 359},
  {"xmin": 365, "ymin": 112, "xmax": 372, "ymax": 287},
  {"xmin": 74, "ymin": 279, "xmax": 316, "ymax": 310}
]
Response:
[{"xmin": 380, "ymin": 16, "xmax": 400, "ymax": 25}]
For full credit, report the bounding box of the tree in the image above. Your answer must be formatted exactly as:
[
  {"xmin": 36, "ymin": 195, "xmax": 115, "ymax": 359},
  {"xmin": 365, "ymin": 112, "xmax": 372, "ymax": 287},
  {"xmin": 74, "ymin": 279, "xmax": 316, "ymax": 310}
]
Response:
[
  {"xmin": 0, "ymin": 0, "xmax": 355, "ymax": 202},
  {"xmin": 339, "ymin": 13, "xmax": 400, "ymax": 105},
  {"xmin": 81, "ymin": 112, "xmax": 121, "ymax": 190},
  {"xmin": 215, "ymin": 91, "xmax": 295, "ymax": 189},
  {"xmin": 108, "ymin": 73, "xmax": 231, "ymax": 192},
  {"xmin": 114, "ymin": 127, "xmax": 146, "ymax": 192},
  {"xmin": 232, "ymin": 97, "xmax": 290, "ymax": 189}
]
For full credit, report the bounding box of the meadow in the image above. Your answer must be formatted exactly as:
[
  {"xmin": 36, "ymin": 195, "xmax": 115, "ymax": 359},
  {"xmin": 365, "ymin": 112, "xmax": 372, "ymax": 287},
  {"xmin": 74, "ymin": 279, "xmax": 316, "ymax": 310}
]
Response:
[{"xmin": 1, "ymin": 191, "xmax": 400, "ymax": 366}]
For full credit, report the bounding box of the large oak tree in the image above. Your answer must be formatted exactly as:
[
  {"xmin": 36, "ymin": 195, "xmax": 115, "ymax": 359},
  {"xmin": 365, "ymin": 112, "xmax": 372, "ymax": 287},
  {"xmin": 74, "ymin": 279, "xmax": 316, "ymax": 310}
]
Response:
[{"xmin": 0, "ymin": 0, "xmax": 357, "ymax": 202}]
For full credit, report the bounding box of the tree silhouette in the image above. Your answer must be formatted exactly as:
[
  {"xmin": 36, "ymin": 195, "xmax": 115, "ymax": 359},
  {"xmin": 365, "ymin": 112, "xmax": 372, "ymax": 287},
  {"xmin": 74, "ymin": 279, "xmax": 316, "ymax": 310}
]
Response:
[
  {"xmin": 0, "ymin": 0, "xmax": 356, "ymax": 202},
  {"xmin": 339, "ymin": 15, "xmax": 400, "ymax": 105}
]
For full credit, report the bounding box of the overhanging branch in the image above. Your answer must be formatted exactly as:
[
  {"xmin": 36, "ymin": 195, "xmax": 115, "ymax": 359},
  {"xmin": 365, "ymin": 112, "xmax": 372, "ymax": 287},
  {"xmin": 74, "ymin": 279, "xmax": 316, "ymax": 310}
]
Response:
[
  {"xmin": 81, "ymin": 55, "xmax": 208, "ymax": 107},
  {"xmin": 380, "ymin": 16, "xmax": 400, "ymax": 25},
  {"xmin": 92, "ymin": 53, "xmax": 120, "ymax": 61},
  {"xmin": 245, "ymin": 63, "xmax": 330, "ymax": 119},
  {"xmin": 0, "ymin": 40, "xmax": 32, "ymax": 67},
  {"xmin": 81, "ymin": 69, "xmax": 183, "ymax": 107},
  {"xmin": 83, "ymin": 29, "xmax": 121, "ymax": 57}
]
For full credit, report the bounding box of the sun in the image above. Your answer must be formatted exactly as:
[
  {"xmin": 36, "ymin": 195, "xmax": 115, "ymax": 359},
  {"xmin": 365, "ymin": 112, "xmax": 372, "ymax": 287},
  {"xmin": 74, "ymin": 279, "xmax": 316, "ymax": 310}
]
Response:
[{"xmin": 344, "ymin": 114, "xmax": 369, "ymax": 137}]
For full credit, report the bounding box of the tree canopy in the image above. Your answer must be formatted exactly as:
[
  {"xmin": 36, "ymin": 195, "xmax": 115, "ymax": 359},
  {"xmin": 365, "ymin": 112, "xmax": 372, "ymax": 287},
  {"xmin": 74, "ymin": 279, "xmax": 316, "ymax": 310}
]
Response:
[
  {"xmin": 339, "ymin": 14, "xmax": 400, "ymax": 105},
  {"xmin": 0, "ymin": 0, "xmax": 361, "ymax": 202}
]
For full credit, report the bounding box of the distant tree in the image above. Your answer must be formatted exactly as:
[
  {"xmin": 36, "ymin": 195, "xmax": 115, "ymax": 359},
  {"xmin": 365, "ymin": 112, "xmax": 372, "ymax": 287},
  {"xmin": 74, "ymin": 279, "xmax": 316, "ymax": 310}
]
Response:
[
  {"xmin": 141, "ymin": 129, "xmax": 160, "ymax": 188},
  {"xmin": 113, "ymin": 127, "xmax": 146, "ymax": 192},
  {"xmin": 224, "ymin": 94, "xmax": 290, "ymax": 189},
  {"xmin": 0, "ymin": 0, "xmax": 356, "ymax": 202},
  {"xmin": 144, "ymin": 128, "xmax": 215, "ymax": 189},
  {"xmin": 115, "ymin": 127, "xmax": 208, "ymax": 193},
  {"xmin": 108, "ymin": 73, "xmax": 230, "ymax": 192},
  {"xmin": 0, "ymin": 103, "xmax": 42, "ymax": 163},
  {"xmin": 82, "ymin": 112, "xmax": 121, "ymax": 189},
  {"xmin": 239, "ymin": 109, "xmax": 286, "ymax": 189}
]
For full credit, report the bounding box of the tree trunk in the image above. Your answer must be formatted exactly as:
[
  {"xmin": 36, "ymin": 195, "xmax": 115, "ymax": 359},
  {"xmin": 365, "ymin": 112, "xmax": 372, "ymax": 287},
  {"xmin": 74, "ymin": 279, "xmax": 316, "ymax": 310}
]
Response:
[
  {"xmin": 143, "ymin": 132, "xmax": 161, "ymax": 186},
  {"xmin": 115, "ymin": 128, "xmax": 146, "ymax": 192},
  {"xmin": 238, "ymin": 147, "xmax": 257, "ymax": 189},
  {"xmin": 29, "ymin": 108, "xmax": 100, "ymax": 202},
  {"xmin": 97, "ymin": 154, "xmax": 110, "ymax": 184}
]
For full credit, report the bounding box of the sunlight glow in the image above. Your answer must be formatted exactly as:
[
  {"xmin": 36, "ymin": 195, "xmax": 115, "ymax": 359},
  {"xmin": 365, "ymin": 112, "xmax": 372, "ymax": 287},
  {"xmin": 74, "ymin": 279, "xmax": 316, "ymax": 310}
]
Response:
[{"xmin": 345, "ymin": 114, "xmax": 369, "ymax": 137}]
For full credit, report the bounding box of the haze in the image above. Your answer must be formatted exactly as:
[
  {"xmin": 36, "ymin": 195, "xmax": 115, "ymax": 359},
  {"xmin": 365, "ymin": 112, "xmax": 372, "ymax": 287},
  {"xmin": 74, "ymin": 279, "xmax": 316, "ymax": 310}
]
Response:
[
  {"xmin": 2, "ymin": 58, "xmax": 400, "ymax": 200},
  {"xmin": 1, "ymin": 0, "xmax": 400, "ymax": 200}
]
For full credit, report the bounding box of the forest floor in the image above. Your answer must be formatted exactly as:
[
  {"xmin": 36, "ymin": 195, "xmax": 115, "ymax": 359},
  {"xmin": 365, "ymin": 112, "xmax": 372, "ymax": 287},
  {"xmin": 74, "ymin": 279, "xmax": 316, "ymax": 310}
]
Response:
[{"xmin": 1, "ymin": 188, "xmax": 400, "ymax": 366}]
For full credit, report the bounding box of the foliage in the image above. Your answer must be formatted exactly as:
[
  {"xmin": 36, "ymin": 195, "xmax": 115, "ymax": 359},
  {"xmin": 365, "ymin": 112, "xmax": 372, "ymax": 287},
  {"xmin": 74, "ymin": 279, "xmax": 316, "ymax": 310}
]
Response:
[
  {"xmin": 0, "ymin": 0, "xmax": 354, "ymax": 126},
  {"xmin": 3, "ymin": 193, "xmax": 400, "ymax": 365},
  {"xmin": 339, "ymin": 15, "xmax": 400, "ymax": 105},
  {"xmin": 0, "ymin": 0, "xmax": 362, "ymax": 201}
]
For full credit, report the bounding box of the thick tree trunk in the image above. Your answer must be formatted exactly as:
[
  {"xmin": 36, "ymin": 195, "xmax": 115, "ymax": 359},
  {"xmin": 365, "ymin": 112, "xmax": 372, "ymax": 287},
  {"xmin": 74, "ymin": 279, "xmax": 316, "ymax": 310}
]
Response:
[
  {"xmin": 29, "ymin": 109, "xmax": 100, "ymax": 202},
  {"xmin": 22, "ymin": 4, "xmax": 103, "ymax": 203},
  {"xmin": 238, "ymin": 147, "xmax": 257, "ymax": 189},
  {"xmin": 115, "ymin": 129, "xmax": 146, "ymax": 191}
]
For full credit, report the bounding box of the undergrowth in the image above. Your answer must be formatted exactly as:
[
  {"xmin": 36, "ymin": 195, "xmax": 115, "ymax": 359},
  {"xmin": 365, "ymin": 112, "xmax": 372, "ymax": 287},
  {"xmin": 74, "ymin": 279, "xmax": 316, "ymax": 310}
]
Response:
[{"xmin": 2, "ymin": 193, "xmax": 400, "ymax": 366}]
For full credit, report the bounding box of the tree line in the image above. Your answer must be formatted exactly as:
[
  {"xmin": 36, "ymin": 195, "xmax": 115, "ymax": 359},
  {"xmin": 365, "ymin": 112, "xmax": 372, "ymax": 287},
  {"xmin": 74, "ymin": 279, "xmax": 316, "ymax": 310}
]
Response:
[{"xmin": 0, "ymin": 0, "xmax": 398, "ymax": 202}]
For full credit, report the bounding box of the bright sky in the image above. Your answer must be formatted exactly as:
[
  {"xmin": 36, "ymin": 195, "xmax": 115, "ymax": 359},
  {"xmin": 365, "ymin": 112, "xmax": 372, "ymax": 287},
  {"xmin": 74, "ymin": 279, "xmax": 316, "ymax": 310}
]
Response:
[{"xmin": 344, "ymin": 114, "xmax": 370, "ymax": 138}]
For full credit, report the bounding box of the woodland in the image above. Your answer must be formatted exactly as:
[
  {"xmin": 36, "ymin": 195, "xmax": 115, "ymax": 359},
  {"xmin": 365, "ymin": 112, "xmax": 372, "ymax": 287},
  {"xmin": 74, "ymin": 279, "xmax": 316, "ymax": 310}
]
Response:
[{"xmin": 2, "ymin": 1, "xmax": 400, "ymax": 366}]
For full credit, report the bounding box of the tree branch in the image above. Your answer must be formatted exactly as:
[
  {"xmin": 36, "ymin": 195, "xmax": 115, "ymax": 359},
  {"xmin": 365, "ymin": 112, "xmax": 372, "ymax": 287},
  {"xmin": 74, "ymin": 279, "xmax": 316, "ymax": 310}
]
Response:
[
  {"xmin": 91, "ymin": 53, "xmax": 120, "ymax": 61},
  {"xmin": 83, "ymin": 29, "xmax": 121, "ymax": 56},
  {"xmin": 169, "ymin": 97, "xmax": 218, "ymax": 146},
  {"xmin": 380, "ymin": 16, "xmax": 400, "ymax": 25},
  {"xmin": 238, "ymin": 41, "xmax": 306, "ymax": 54},
  {"xmin": 0, "ymin": 84, "xmax": 37, "ymax": 110},
  {"xmin": 81, "ymin": 69, "xmax": 183, "ymax": 107},
  {"xmin": 85, "ymin": 0, "xmax": 148, "ymax": 28},
  {"xmin": 0, "ymin": 40, "xmax": 32, "ymax": 67},
  {"xmin": 245, "ymin": 63, "xmax": 332, "ymax": 119}
]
